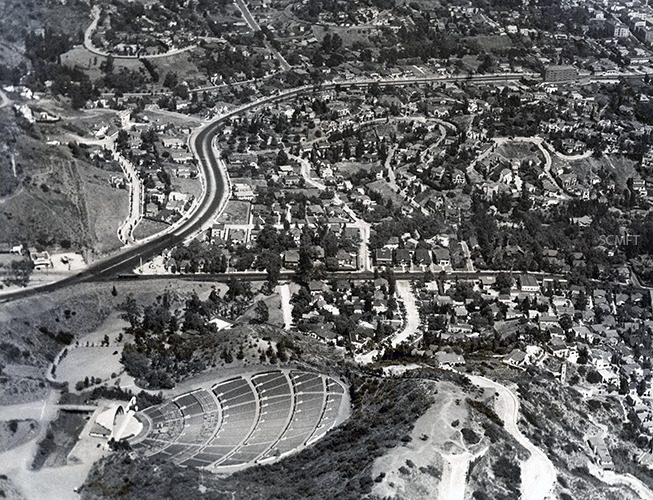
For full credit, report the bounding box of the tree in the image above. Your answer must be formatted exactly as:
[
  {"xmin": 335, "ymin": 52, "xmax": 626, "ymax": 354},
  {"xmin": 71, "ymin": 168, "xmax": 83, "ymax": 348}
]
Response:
[
  {"xmin": 119, "ymin": 294, "xmax": 141, "ymax": 327},
  {"xmin": 574, "ymin": 290, "xmax": 587, "ymax": 310},
  {"xmin": 586, "ymin": 370, "xmax": 602, "ymax": 384},
  {"xmin": 495, "ymin": 273, "xmax": 514, "ymax": 294},
  {"xmin": 255, "ymin": 300, "xmax": 269, "ymax": 323},
  {"xmin": 101, "ymin": 55, "xmax": 114, "ymax": 74},
  {"xmin": 295, "ymin": 248, "xmax": 314, "ymax": 284},
  {"xmin": 559, "ymin": 314, "xmax": 573, "ymax": 331},
  {"xmin": 276, "ymin": 148, "xmax": 289, "ymax": 166},
  {"xmin": 163, "ymin": 71, "xmax": 178, "ymax": 89}
]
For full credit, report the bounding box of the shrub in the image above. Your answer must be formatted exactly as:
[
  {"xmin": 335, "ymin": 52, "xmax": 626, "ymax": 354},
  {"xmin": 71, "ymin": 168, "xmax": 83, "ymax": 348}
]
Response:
[
  {"xmin": 493, "ymin": 456, "xmax": 521, "ymax": 485},
  {"xmin": 461, "ymin": 428, "xmax": 481, "ymax": 445}
]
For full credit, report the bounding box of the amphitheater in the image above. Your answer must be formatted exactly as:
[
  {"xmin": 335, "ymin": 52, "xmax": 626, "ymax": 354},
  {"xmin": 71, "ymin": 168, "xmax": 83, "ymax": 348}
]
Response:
[{"xmin": 130, "ymin": 369, "xmax": 348, "ymax": 470}]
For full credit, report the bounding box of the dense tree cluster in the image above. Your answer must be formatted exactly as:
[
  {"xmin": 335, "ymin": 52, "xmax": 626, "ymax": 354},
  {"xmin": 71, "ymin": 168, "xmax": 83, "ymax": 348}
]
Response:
[{"xmin": 118, "ymin": 286, "xmax": 254, "ymax": 389}]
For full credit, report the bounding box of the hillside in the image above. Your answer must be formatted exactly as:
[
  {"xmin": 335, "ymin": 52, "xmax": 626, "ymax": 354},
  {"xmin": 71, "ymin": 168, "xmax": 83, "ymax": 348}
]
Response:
[
  {"xmin": 0, "ymin": 106, "xmax": 130, "ymax": 255},
  {"xmin": 81, "ymin": 372, "xmax": 439, "ymax": 500},
  {"xmin": 0, "ymin": 0, "xmax": 90, "ymax": 68}
]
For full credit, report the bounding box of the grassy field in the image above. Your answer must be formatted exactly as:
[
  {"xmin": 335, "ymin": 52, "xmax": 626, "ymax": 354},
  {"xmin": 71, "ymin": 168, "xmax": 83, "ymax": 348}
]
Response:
[
  {"xmin": 172, "ymin": 176, "xmax": 202, "ymax": 200},
  {"xmin": 217, "ymin": 200, "xmax": 251, "ymax": 224},
  {"xmin": 467, "ymin": 35, "xmax": 513, "ymax": 51},
  {"xmin": 60, "ymin": 46, "xmax": 106, "ymax": 82},
  {"xmin": 366, "ymin": 179, "xmax": 405, "ymax": 206},
  {"xmin": 79, "ymin": 164, "xmax": 129, "ymax": 256},
  {"xmin": 147, "ymin": 50, "xmax": 208, "ymax": 87},
  {"xmin": 0, "ymin": 419, "xmax": 40, "ymax": 453},
  {"xmin": 142, "ymin": 109, "xmax": 203, "ymax": 129},
  {"xmin": 496, "ymin": 142, "xmax": 541, "ymax": 161},
  {"xmin": 133, "ymin": 218, "xmax": 169, "ymax": 241},
  {"xmin": 337, "ymin": 160, "xmax": 376, "ymax": 177},
  {"xmin": 55, "ymin": 313, "xmax": 129, "ymax": 389},
  {"xmin": 60, "ymin": 46, "xmax": 145, "ymax": 80}
]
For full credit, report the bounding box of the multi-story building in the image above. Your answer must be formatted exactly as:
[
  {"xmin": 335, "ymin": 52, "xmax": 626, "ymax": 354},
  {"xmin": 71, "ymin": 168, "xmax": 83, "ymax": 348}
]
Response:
[{"xmin": 543, "ymin": 65, "xmax": 578, "ymax": 83}]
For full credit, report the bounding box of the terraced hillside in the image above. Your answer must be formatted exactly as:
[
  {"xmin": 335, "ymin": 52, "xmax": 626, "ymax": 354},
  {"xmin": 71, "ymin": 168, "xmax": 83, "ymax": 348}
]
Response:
[{"xmin": 132, "ymin": 370, "xmax": 347, "ymax": 470}]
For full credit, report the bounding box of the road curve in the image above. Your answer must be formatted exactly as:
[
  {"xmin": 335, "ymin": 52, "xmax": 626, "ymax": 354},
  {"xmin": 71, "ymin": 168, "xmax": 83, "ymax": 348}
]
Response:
[
  {"xmin": 0, "ymin": 114, "xmax": 230, "ymax": 302},
  {"xmin": 2, "ymin": 71, "xmax": 618, "ymax": 304},
  {"xmin": 467, "ymin": 374, "xmax": 556, "ymax": 500}
]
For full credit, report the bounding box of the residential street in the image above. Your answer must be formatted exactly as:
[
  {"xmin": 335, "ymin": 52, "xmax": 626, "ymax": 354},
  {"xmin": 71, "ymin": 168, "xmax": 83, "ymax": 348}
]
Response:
[{"xmin": 355, "ymin": 280, "xmax": 420, "ymax": 363}]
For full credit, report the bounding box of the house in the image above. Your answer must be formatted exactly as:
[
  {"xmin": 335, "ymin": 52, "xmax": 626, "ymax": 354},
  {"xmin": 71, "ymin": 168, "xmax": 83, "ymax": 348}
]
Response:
[
  {"xmin": 550, "ymin": 337, "xmax": 569, "ymax": 358},
  {"xmin": 587, "ymin": 436, "xmax": 614, "ymax": 470},
  {"xmin": 434, "ymin": 351, "xmax": 465, "ymax": 369},
  {"xmin": 283, "ymin": 250, "xmax": 300, "ymax": 269},
  {"xmin": 395, "ymin": 248, "xmax": 412, "ymax": 266},
  {"xmin": 228, "ymin": 228, "xmax": 247, "ymax": 245},
  {"xmin": 503, "ymin": 349, "xmax": 527, "ymax": 367},
  {"xmin": 175, "ymin": 168, "xmax": 195, "ymax": 178},
  {"xmin": 539, "ymin": 315, "xmax": 560, "ymax": 328},
  {"xmin": 306, "ymin": 323, "xmax": 337, "ymax": 342},
  {"xmin": 414, "ymin": 248, "xmax": 432, "ymax": 266},
  {"xmin": 384, "ymin": 236, "xmax": 400, "ymax": 249},
  {"xmin": 278, "ymin": 164, "xmax": 294, "ymax": 176},
  {"xmin": 233, "ymin": 183, "xmax": 255, "ymax": 201},
  {"xmin": 373, "ymin": 299, "xmax": 388, "ymax": 314},
  {"xmin": 559, "ymin": 173, "xmax": 577, "ymax": 189},
  {"xmin": 448, "ymin": 323, "xmax": 473, "ymax": 335},
  {"xmin": 171, "ymin": 151, "xmax": 194, "ymax": 163},
  {"xmin": 520, "ymin": 274, "xmax": 540, "ymax": 294},
  {"xmin": 374, "ymin": 248, "xmax": 392, "ymax": 266},
  {"xmin": 161, "ymin": 137, "xmax": 185, "ymax": 149},
  {"xmin": 28, "ymin": 248, "xmax": 52, "ymax": 269},
  {"xmin": 454, "ymin": 305, "xmax": 468, "ymax": 318},
  {"xmin": 336, "ymin": 249, "xmax": 358, "ymax": 270},
  {"xmin": 374, "ymin": 277, "xmax": 389, "ymax": 290},
  {"xmin": 308, "ymin": 280, "xmax": 326, "ymax": 295},
  {"xmin": 433, "ymin": 247, "xmax": 451, "ymax": 267}
]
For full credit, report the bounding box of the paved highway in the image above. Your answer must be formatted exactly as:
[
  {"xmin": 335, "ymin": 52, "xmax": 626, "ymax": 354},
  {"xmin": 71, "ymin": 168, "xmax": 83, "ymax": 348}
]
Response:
[
  {"xmin": 0, "ymin": 116, "xmax": 229, "ymax": 302},
  {"xmin": 5, "ymin": 69, "xmax": 651, "ymax": 303}
]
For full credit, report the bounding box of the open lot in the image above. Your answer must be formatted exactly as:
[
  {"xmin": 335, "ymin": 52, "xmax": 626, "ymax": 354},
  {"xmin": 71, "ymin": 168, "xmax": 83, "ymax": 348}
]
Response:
[
  {"xmin": 55, "ymin": 312, "xmax": 128, "ymax": 388},
  {"xmin": 79, "ymin": 164, "xmax": 129, "ymax": 255},
  {"xmin": 133, "ymin": 218, "xmax": 170, "ymax": 241},
  {"xmin": 217, "ymin": 200, "xmax": 251, "ymax": 225},
  {"xmin": 496, "ymin": 142, "xmax": 541, "ymax": 161}
]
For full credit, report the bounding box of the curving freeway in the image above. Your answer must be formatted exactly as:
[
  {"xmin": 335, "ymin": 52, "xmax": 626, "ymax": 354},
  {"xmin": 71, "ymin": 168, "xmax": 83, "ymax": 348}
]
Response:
[
  {"xmin": 0, "ymin": 83, "xmax": 345, "ymax": 303},
  {"xmin": 0, "ymin": 114, "xmax": 229, "ymax": 302},
  {"xmin": 5, "ymin": 69, "xmax": 652, "ymax": 303}
]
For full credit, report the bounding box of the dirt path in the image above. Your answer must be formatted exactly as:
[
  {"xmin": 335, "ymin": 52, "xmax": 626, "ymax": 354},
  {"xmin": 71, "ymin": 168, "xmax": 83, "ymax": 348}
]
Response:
[
  {"xmin": 0, "ymin": 390, "xmax": 87, "ymax": 500},
  {"xmin": 440, "ymin": 448, "xmax": 487, "ymax": 500},
  {"xmin": 371, "ymin": 382, "xmax": 486, "ymax": 500},
  {"xmin": 392, "ymin": 281, "xmax": 420, "ymax": 347},
  {"xmin": 467, "ymin": 374, "xmax": 555, "ymax": 500},
  {"xmin": 356, "ymin": 281, "xmax": 419, "ymax": 364},
  {"xmin": 277, "ymin": 283, "xmax": 292, "ymax": 330},
  {"xmin": 600, "ymin": 470, "xmax": 653, "ymax": 499},
  {"xmin": 0, "ymin": 89, "xmax": 10, "ymax": 108}
]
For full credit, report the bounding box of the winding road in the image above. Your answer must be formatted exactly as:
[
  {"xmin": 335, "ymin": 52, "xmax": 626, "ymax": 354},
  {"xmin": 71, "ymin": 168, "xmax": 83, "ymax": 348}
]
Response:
[
  {"xmin": 5, "ymin": 69, "xmax": 651, "ymax": 304},
  {"xmin": 467, "ymin": 374, "xmax": 556, "ymax": 500},
  {"xmin": 83, "ymin": 6, "xmax": 196, "ymax": 60}
]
